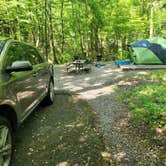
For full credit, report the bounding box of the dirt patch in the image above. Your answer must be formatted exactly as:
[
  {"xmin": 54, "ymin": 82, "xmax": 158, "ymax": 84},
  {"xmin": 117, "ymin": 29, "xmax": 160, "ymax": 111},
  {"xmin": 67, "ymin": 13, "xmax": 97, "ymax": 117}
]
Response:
[{"xmin": 12, "ymin": 93, "xmax": 108, "ymax": 166}]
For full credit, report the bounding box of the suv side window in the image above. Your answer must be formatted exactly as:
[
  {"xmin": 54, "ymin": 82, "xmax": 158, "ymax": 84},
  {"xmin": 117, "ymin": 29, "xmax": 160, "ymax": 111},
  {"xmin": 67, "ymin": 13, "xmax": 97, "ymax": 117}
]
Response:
[
  {"xmin": 23, "ymin": 45, "xmax": 43, "ymax": 65},
  {"xmin": 5, "ymin": 42, "xmax": 26, "ymax": 67}
]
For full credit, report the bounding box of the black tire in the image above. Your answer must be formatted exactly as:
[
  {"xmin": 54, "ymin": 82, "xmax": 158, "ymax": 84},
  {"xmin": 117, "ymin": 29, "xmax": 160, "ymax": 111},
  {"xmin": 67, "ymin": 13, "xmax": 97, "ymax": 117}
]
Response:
[
  {"xmin": 43, "ymin": 80, "xmax": 55, "ymax": 105},
  {"xmin": 0, "ymin": 116, "xmax": 12, "ymax": 166}
]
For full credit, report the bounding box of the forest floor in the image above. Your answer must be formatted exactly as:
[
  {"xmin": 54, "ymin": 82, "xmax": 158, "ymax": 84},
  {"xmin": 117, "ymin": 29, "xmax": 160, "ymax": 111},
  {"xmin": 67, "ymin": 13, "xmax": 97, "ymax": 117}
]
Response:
[{"xmin": 54, "ymin": 62, "xmax": 165, "ymax": 165}]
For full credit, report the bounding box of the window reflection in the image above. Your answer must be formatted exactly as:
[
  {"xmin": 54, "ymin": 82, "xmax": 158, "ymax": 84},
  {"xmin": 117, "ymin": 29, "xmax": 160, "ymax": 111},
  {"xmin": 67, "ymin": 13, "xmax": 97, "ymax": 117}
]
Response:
[{"xmin": 6, "ymin": 42, "xmax": 43, "ymax": 67}]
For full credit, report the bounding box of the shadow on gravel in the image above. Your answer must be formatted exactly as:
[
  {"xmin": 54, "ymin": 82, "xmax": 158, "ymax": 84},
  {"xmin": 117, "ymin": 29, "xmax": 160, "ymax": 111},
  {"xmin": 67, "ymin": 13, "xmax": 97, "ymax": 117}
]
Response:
[{"xmin": 12, "ymin": 91, "xmax": 109, "ymax": 166}]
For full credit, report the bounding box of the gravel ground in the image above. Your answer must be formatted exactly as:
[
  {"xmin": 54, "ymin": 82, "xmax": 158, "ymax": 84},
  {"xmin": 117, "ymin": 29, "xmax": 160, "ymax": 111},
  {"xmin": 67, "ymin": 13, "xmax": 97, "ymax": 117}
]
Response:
[
  {"xmin": 12, "ymin": 94, "xmax": 106, "ymax": 166},
  {"xmin": 54, "ymin": 63, "xmax": 162, "ymax": 166}
]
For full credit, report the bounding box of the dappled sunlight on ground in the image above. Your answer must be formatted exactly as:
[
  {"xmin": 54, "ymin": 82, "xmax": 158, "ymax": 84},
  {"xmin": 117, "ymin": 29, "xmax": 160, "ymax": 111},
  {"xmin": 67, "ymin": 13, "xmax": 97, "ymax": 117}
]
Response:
[
  {"xmin": 79, "ymin": 86, "xmax": 110, "ymax": 100},
  {"xmin": 55, "ymin": 63, "xmax": 120, "ymax": 101},
  {"xmin": 54, "ymin": 62, "xmax": 144, "ymax": 99},
  {"xmin": 56, "ymin": 161, "xmax": 68, "ymax": 166}
]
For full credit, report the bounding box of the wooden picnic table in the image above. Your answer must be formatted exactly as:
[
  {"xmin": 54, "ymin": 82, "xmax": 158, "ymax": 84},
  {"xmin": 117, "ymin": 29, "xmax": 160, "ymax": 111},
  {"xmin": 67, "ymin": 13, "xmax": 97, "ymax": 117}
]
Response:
[
  {"xmin": 72, "ymin": 60, "xmax": 86, "ymax": 72},
  {"xmin": 66, "ymin": 60, "xmax": 91, "ymax": 73}
]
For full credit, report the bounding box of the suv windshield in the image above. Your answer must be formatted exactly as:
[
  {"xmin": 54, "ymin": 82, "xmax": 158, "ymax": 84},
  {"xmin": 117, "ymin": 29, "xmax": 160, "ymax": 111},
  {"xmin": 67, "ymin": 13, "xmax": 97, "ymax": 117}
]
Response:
[{"xmin": 0, "ymin": 40, "xmax": 6, "ymax": 55}]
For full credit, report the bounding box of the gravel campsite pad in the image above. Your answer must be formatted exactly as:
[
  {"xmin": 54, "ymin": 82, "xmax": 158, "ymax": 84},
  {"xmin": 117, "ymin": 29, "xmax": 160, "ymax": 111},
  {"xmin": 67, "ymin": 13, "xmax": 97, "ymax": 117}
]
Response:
[
  {"xmin": 12, "ymin": 94, "xmax": 108, "ymax": 166},
  {"xmin": 12, "ymin": 63, "xmax": 166, "ymax": 166},
  {"xmin": 53, "ymin": 63, "xmax": 165, "ymax": 165}
]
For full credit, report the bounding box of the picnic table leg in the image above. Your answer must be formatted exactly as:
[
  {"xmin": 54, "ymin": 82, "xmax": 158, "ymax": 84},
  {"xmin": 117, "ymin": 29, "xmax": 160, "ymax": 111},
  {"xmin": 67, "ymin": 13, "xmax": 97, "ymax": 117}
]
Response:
[
  {"xmin": 79, "ymin": 64, "xmax": 83, "ymax": 72},
  {"xmin": 76, "ymin": 64, "xmax": 79, "ymax": 73},
  {"xmin": 80, "ymin": 64, "xmax": 83, "ymax": 72},
  {"xmin": 78, "ymin": 64, "xmax": 81, "ymax": 72}
]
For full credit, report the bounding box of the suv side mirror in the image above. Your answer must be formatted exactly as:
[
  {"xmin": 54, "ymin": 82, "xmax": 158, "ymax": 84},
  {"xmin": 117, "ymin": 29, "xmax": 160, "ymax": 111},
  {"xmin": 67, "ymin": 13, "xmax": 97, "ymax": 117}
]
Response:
[{"xmin": 6, "ymin": 61, "xmax": 33, "ymax": 73}]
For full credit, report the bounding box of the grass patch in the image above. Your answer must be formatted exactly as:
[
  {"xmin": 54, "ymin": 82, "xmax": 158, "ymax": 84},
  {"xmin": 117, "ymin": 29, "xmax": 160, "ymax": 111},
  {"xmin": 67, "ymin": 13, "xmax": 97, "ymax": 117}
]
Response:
[{"xmin": 117, "ymin": 70, "xmax": 166, "ymax": 129}]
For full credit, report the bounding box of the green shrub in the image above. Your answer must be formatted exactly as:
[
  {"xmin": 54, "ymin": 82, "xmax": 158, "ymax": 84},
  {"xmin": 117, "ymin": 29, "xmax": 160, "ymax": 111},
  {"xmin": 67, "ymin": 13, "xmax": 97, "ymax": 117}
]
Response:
[{"xmin": 118, "ymin": 71, "xmax": 166, "ymax": 129}]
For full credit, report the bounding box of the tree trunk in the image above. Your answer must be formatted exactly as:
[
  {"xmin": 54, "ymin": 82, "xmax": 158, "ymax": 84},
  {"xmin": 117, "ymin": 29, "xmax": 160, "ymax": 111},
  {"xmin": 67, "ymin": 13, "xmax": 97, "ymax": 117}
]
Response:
[
  {"xmin": 60, "ymin": 0, "xmax": 65, "ymax": 54},
  {"xmin": 94, "ymin": 26, "xmax": 99, "ymax": 55},
  {"xmin": 149, "ymin": 1, "xmax": 156, "ymax": 38},
  {"xmin": 48, "ymin": 0, "xmax": 58, "ymax": 64},
  {"xmin": 71, "ymin": 2, "xmax": 78, "ymax": 55},
  {"xmin": 35, "ymin": 0, "xmax": 41, "ymax": 48},
  {"xmin": 44, "ymin": 0, "xmax": 48, "ymax": 60}
]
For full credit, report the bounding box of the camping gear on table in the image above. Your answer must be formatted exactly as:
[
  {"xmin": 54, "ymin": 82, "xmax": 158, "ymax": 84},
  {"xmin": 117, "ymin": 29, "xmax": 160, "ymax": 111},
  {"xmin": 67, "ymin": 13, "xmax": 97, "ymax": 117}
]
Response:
[{"xmin": 130, "ymin": 37, "xmax": 166, "ymax": 64}]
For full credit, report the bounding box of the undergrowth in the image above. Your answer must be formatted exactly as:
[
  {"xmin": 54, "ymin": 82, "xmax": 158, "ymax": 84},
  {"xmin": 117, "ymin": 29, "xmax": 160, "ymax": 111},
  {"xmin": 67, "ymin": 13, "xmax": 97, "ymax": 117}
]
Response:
[{"xmin": 118, "ymin": 70, "xmax": 166, "ymax": 129}]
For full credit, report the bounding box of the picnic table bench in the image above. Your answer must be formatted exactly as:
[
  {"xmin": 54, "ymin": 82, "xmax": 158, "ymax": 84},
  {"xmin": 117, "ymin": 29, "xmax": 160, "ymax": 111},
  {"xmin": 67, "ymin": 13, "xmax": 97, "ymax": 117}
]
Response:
[{"xmin": 66, "ymin": 63, "xmax": 75, "ymax": 72}]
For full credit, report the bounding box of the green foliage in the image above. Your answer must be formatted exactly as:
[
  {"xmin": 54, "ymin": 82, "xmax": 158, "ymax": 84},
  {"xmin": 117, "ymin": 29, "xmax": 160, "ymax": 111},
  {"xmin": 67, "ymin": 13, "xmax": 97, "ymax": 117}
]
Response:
[
  {"xmin": 118, "ymin": 71, "xmax": 166, "ymax": 129},
  {"xmin": 0, "ymin": 0, "xmax": 166, "ymax": 63},
  {"xmin": 57, "ymin": 53, "xmax": 73, "ymax": 64},
  {"xmin": 113, "ymin": 50, "xmax": 130, "ymax": 60}
]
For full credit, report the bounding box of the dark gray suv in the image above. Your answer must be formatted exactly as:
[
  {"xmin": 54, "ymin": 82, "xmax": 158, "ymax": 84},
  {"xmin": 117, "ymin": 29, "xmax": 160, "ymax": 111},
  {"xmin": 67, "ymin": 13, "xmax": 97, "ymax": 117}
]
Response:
[{"xmin": 0, "ymin": 39, "xmax": 54, "ymax": 166}]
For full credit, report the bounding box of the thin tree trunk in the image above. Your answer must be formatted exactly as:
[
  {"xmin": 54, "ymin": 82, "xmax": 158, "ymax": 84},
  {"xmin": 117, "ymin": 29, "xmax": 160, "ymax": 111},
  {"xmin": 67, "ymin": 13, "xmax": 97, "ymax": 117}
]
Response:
[
  {"xmin": 100, "ymin": 37, "xmax": 103, "ymax": 55},
  {"xmin": 71, "ymin": 2, "xmax": 77, "ymax": 54},
  {"xmin": 48, "ymin": 0, "xmax": 58, "ymax": 64},
  {"xmin": 77, "ymin": 3, "xmax": 84, "ymax": 54},
  {"xmin": 41, "ymin": 1, "xmax": 45, "ymax": 50},
  {"xmin": 90, "ymin": 25, "xmax": 94, "ymax": 55},
  {"xmin": 61, "ymin": 0, "xmax": 65, "ymax": 54},
  {"xmin": 85, "ymin": 0, "xmax": 90, "ymax": 57},
  {"xmin": 35, "ymin": 0, "xmax": 40, "ymax": 48},
  {"xmin": 149, "ymin": 0, "xmax": 156, "ymax": 38},
  {"xmin": 94, "ymin": 26, "xmax": 99, "ymax": 54},
  {"xmin": 16, "ymin": 7, "xmax": 21, "ymax": 40},
  {"xmin": 44, "ymin": 0, "xmax": 48, "ymax": 60}
]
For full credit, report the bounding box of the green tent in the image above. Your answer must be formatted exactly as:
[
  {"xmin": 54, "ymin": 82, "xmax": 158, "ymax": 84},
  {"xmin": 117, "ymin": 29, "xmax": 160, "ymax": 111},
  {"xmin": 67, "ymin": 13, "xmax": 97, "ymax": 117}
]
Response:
[{"xmin": 130, "ymin": 37, "xmax": 166, "ymax": 64}]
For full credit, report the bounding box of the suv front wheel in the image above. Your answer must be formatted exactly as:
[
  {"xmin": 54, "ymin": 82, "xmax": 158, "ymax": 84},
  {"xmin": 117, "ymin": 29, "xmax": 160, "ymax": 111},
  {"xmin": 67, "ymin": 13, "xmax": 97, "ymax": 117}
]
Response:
[
  {"xmin": 0, "ymin": 116, "xmax": 12, "ymax": 166},
  {"xmin": 43, "ymin": 80, "xmax": 54, "ymax": 105}
]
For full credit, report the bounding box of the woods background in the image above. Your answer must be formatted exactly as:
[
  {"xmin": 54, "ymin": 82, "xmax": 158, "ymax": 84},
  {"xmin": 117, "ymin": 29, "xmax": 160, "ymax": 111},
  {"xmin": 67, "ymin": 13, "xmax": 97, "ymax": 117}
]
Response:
[{"xmin": 0, "ymin": 0, "xmax": 166, "ymax": 63}]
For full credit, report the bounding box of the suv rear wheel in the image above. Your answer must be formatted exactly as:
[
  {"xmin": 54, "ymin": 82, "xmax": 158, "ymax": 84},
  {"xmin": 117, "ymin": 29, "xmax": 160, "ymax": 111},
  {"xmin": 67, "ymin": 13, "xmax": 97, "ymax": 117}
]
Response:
[{"xmin": 0, "ymin": 116, "xmax": 12, "ymax": 166}]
